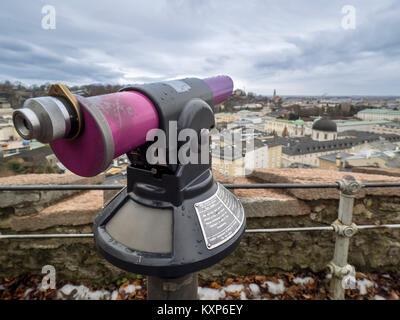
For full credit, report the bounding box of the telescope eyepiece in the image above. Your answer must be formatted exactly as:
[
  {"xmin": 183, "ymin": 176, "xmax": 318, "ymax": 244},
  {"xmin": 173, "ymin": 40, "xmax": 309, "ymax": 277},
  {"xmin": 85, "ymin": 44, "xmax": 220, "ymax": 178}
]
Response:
[
  {"xmin": 13, "ymin": 96, "xmax": 75, "ymax": 144},
  {"xmin": 13, "ymin": 108, "xmax": 41, "ymax": 140}
]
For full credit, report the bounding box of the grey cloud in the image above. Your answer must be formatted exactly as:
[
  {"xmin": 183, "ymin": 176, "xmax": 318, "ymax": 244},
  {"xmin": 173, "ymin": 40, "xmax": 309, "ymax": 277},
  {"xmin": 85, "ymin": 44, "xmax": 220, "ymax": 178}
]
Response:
[{"xmin": 0, "ymin": 0, "xmax": 399, "ymax": 95}]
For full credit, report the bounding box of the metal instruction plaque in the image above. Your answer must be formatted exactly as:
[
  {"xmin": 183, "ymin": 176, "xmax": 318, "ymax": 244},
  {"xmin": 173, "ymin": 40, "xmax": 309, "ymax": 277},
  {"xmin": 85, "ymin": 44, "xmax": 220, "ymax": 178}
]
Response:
[{"xmin": 194, "ymin": 183, "xmax": 245, "ymax": 250}]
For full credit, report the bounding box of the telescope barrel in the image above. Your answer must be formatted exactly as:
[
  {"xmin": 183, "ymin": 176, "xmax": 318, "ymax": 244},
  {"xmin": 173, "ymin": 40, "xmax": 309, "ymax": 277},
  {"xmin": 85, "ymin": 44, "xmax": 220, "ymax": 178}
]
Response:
[
  {"xmin": 203, "ymin": 75, "xmax": 234, "ymax": 105},
  {"xmin": 12, "ymin": 75, "xmax": 233, "ymax": 177}
]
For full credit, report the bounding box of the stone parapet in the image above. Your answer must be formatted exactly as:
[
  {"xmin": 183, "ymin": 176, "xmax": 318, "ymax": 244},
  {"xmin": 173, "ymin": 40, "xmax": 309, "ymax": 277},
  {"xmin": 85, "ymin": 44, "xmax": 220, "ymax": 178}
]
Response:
[{"xmin": 1, "ymin": 169, "xmax": 400, "ymax": 284}]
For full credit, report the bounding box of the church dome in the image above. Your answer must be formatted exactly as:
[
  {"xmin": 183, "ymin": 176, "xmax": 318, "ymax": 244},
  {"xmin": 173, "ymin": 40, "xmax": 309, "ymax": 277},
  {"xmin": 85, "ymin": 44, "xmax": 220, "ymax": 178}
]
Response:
[{"xmin": 312, "ymin": 117, "xmax": 337, "ymax": 132}]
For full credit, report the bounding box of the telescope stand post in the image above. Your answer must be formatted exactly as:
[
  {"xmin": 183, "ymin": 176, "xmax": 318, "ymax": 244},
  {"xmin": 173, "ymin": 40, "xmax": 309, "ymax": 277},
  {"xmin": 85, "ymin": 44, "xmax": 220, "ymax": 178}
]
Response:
[{"xmin": 147, "ymin": 273, "xmax": 198, "ymax": 300}]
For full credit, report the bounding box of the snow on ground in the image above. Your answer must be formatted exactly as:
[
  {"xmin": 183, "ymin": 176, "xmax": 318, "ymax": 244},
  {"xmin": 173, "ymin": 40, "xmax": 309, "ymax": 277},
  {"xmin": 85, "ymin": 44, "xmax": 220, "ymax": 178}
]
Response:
[
  {"xmin": 248, "ymin": 283, "xmax": 261, "ymax": 298},
  {"xmin": 57, "ymin": 284, "xmax": 110, "ymax": 300},
  {"xmin": 121, "ymin": 284, "xmax": 141, "ymax": 295},
  {"xmin": 357, "ymin": 279, "xmax": 375, "ymax": 295},
  {"xmin": 224, "ymin": 284, "xmax": 244, "ymax": 293},
  {"xmin": 198, "ymin": 287, "xmax": 226, "ymax": 300},
  {"xmin": 4, "ymin": 272, "xmax": 398, "ymax": 300},
  {"xmin": 262, "ymin": 279, "xmax": 286, "ymax": 295},
  {"xmin": 111, "ymin": 290, "xmax": 119, "ymax": 300},
  {"xmin": 21, "ymin": 278, "xmax": 387, "ymax": 300},
  {"xmin": 54, "ymin": 283, "xmax": 144, "ymax": 300},
  {"xmin": 293, "ymin": 277, "xmax": 314, "ymax": 287}
]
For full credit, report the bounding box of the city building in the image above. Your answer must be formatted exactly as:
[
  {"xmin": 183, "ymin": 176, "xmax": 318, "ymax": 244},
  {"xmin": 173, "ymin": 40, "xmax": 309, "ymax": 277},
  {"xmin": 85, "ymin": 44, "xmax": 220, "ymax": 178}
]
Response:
[
  {"xmin": 0, "ymin": 141, "xmax": 30, "ymax": 156},
  {"xmin": 356, "ymin": 109, "xmax": 400, "ymax": 121},
  {"xmin": 0, "ymin": 125, "xmax": 15, "ymax": 142},
  {"xmin": 336, "ymin": 120, "xmax": 390, "ymax": 133},
  {"xmin": 265, "ymin": 118, "xmax": 308, "ymax": 137},
  {"xmin": 0, "ymin": 108, "xmax": 13, "ymax": 119},
  {"xmin": 372, "ymin": 122, "xmax": 400, "ymax": 136},
  {"xmin": 211, "ymin": 137, "xmax": 283, "ymax": 176},
  {"xmin": 0, "ymin": 116, "xmax": 20, "ymax": 142},
  {"xmin": 0, "ymin": 97, "xmax": 11, "ymax": 109},
  {"xmin": 318, "ymin": 152, "xmax": 352, "ymax": 170},
  {"xmin": 281, "ymin": 130, "xmax": 400, "ymax": 168},
  {"xmin": 311, "ymin": 117, "xmax": 338, "ymax": 141},
  {"xmin": 214, "ymin": 112, "xmax": 241, "ymax": 125}
]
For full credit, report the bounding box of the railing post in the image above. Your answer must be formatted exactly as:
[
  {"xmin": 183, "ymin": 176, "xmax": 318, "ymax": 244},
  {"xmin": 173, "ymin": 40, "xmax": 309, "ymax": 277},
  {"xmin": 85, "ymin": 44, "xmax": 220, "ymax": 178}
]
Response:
[{"xmin": 327, "ymin": 175, "xmax": 362, "ymax": 300}]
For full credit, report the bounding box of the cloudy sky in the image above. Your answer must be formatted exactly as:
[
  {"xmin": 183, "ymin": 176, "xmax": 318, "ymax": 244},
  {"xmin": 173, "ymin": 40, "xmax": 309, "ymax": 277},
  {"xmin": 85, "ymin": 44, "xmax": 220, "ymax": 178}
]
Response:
[{"xmin": 0, "ymin": 0, "xmax": 399, "ymax": 95}]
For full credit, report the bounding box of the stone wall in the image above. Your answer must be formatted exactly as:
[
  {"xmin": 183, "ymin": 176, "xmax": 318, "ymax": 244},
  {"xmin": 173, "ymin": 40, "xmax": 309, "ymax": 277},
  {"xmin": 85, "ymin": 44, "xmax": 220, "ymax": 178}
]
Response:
[{"xmin": 1, "ymin": 170, "xmax": 400, "ymax": 285}]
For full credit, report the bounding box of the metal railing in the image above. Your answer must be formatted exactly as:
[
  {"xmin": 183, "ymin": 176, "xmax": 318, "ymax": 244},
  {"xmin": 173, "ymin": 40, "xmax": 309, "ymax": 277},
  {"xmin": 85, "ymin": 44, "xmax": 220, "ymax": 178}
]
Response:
[{"xmin": 1, "ymin": 176, "xmax": 400, "ymax": 299}]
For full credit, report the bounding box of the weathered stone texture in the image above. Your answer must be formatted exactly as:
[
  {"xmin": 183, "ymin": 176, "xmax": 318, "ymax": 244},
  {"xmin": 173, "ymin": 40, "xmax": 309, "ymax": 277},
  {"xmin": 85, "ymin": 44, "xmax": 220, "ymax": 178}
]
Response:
[
  {"xmin": 10, "ymin": 191, "xmax": 103, "ymax": 231},
  {"xmin": 0, "ymin": 173, "xmax": 104, "ymax": 216},
  {"xmin": 1, "ymin": 169, "xmax": 400, "ymax": 285}
]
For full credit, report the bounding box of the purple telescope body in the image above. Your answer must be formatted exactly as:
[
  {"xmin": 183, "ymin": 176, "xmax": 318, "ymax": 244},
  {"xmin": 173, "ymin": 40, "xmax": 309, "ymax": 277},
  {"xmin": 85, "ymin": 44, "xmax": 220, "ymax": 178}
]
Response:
[
  {"xmin": 203, "ymin": 75, "xmax": 233, "ymax": 105},
  {"xmin": 51, "ymin": 91, "xmax": 159, "ymax": 177},
  {"xmin": 13, "ymin": 76, "xmax": 233, "ymax": 177}
]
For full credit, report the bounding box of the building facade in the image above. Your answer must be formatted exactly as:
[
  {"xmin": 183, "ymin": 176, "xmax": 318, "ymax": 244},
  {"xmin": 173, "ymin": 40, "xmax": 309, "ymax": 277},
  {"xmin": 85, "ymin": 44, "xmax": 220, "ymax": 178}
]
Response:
[{"xmin": 356, "ymin": 109, "xmax": 400, "ymax": 121}]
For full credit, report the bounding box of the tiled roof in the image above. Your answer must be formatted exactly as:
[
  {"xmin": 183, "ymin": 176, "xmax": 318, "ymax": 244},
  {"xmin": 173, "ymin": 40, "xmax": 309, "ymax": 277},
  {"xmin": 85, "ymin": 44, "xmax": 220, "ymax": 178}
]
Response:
[
  {"xmin": 282, "ymin": 130, "xmax": 400, "ymax": 156},
  {"xmin": 358, "ymin": 108, "xmax": 400, "ymax": 115}
]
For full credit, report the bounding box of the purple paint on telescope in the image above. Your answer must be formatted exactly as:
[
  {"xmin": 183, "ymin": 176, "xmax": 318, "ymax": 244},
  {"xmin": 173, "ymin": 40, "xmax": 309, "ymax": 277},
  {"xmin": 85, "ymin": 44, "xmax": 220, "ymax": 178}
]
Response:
[
  {"xmin": 203, "ymin": 75, "xmax": 234, "ymax": 105},
  {"xmin": 51, "ymin": 91, "xmax": 159, "ymax": 177},
  {"xmin": 49, "ymin": 76, "xmax": 233, "ymax": 177}
]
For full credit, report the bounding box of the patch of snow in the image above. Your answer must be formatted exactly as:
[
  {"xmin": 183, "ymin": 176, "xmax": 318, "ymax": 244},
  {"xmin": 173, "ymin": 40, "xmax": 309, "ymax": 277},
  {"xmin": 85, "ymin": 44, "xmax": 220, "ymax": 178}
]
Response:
[
  {"xmin": 121, "ymin": 284, "xmax": 141, "ymax": 295},
  {"xmin": 248, "ymin": 283, "xmax": 261, "ymax": 298},
  {"xmin": 57, "ymin": 284, "xmax": 110, "ymax": 300},
  {"xmin": 86, "ymin": 289, "xmax": 111, "ymax": 300},
  {"xmin": 198, "ymin": 287, "xmax": 226, "ymax": 300},
  {"xmin": 111, "ymin": 290, "xmax": 119, "ymax": 300},
  {"xmin": 382, "ymin": 274, "xmax": 391, "ymax": 279},
  {"xmin": 224, "ymin": 284, "xmax": 244, "ymax": 292},
  {"xmin": 24, "ymin": 288, "xmax": 34, "ymax": 298},
  {"xmin": 264, "ymin": 279, "xmax": 285, "ymax": 295},
  {"xmin": 374, "ymin": 295, "xmax": 386, "ymax": 300},
  {"xmin": 357, "ymin": 279, "xmax": 375, "ymax": 295},
  {"xmin": 325, "ymin": 274, "xmax": 332, "ymax": 279},
  {"xmin": 240, "ymin": 291, "xmax": 247, "ymax": 300},
  {"xmin": 37, "ymin": 282, "xmax": 49, "ymax": 292},
  {"xmin": 57, "ymin": 284, "xmax": 77, "ymax": 299},
  {"xmin": 293, "ymin": 277, "xmax": 314, "ymax": 287}
]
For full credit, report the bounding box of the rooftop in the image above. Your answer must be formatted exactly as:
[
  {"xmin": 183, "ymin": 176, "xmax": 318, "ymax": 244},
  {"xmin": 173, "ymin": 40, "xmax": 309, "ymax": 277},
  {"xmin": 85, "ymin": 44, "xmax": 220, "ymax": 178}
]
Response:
[
  {"xmin": 358, "ymin": 108, "xmax": 400, "ymax": 115},
  {"xmin": 336, "ymin": 120, "xmax": 390, "ymax": 127},
  {"xmin": 318, "ymin": 152, "xmax": 353, "ymax": 163},
  {"xmin": 282, "ymin": 130, "xmax": 400, "ymax": 156},
  {"xmin": 312, "ymin": 117, "xmax": 337, "ymax": 132}
]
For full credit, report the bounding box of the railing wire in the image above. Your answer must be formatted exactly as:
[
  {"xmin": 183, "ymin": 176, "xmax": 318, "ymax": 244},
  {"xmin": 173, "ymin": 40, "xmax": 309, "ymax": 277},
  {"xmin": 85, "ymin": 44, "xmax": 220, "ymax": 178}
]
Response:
[{"xmin": 1, "ymin": 181, "xmax": 400, "ymax": 191}]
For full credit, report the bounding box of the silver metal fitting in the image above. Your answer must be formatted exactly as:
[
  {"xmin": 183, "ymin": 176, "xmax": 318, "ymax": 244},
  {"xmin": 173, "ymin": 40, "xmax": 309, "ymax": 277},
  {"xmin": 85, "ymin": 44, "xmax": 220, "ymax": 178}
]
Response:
[
  {"xmin": 336, "ymin": 175, "xmax": 362, "ymax": 196},
  {"xmin": 327, "ymin": 262, "xmax": 355, "ymax": 278},
  {"xmin": 13, "ymin": 96, "xmax": 72, "ymax": 143},
  {"xmin": 332, "ymin": 219, "xmax": 358, "ymax": 237}
]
